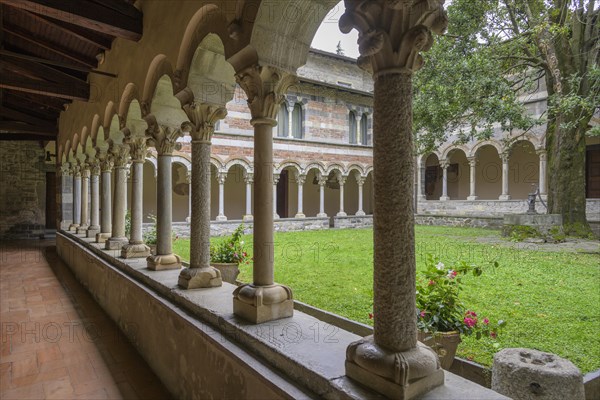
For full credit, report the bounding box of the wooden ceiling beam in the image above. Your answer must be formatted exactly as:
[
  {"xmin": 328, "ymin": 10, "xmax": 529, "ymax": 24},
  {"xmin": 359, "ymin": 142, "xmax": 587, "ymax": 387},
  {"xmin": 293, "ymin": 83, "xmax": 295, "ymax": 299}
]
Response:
[
  {"xmin": 0, "ymin": 0, "xmax": 143, "ymax": 41},
  {"xmin": 0, "ymin": 75, "xmax": 89, "ymax": 101},
  {"xmin": 0, "ymin": 121, "xmax": 57, "ymax": 136},
  {"xmin": 0, "ymin": 106, "xmax": 56, "ymax": 127},
  {"xmin": 24, "ymin": 11, "xmax": 113, "ymax": 50},
  {"xmin": 0, "ymin": 53, "xmax": 88, "ymax": 86},
  {"xmin": 0, "ymin": 133, "xmax": 57, "ymax": 140},
  {"xmin": 4, "ymin": 23, "xmax": 97, "ymax": 68},
  {"xmin": 8, "ymin": 90, "xmax": 67, "ymax": 111}
]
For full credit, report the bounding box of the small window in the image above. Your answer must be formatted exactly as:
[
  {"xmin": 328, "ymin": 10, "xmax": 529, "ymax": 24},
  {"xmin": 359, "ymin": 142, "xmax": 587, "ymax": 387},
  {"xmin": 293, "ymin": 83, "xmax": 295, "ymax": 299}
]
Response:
[
  {"xmin": 292, "ymin": 104, "xmax": 303, "ymax": 139},
  {"xmin": 360, "ymin": 114, "xmax": 368, "ymax": 145},
  {"xmin": 277, "ymin": 103, "xmax": 288, "ymax": 137},
  {"xmin": 349, "ymin": 111, "xmax": 357, "ymax": 144}
]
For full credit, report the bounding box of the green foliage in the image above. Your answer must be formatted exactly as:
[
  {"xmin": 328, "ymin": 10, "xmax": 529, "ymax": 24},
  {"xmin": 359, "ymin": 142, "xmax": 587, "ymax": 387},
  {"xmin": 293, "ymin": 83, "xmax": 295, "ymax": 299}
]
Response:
[
  {"xmin": 125, "ymin": 210, "xmax": 131, "ymax": 238},
  {"xmin": 210, "ymin": 224, "xmax": 249, "ymax": 264},
  {"xmin": 563, "ymin": 222, "xmax": 596, "ymax": 239},
  {"xmin": 143, "ymin": 214, "xmax": 157, "ymax": 245},
  {"xmin": 416, "ymin": 255, "xmax": 505, "ymax": 339},
  {"xmin": 507, "ymin": 225, "xmax": 542, "ymax": 242}
]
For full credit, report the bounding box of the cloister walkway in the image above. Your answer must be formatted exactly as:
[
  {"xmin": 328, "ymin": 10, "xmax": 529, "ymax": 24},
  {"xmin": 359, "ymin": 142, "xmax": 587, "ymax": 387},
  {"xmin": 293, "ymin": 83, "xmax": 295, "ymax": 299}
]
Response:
[{"xmin": 0, "ymin": 240, "xmax": 171, "ymax": 400}]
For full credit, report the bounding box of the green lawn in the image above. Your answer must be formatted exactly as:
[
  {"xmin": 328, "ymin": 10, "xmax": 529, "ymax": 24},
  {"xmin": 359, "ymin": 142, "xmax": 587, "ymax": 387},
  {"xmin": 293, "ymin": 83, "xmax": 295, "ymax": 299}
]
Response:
[{"xmin": 172, "ymin": 226, "xmax": 600, "ymax": 373}]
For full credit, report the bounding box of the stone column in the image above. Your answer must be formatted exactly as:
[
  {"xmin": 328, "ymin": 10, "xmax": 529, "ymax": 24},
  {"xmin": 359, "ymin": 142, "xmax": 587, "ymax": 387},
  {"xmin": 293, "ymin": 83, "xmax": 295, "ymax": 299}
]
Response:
[
  {"xmin": 272, "ymin": 173, "xmax": 280, "ymax": 219},
  {"xmin": 178, "ymin": 103, "xmax": 226, "ymax": 289},
  {"xmin": 440, "ymin": 161, "xmax": 450, "ymax": 201},
  {"xmin": 87, "ymin": 161, "xmax": 101, "ymax": 237},
  {"xmin": 356, "ymin": 176, "xmax": 366, "ymax": 216},
  {"xmin": 96, "ymin": 155, "xmax": 113, "ymax": 243},
  {"xmin": 243, "ymin": 173, "xmax": 254, "ymax": 221},
  {"xmin": 216, "ymin": 172, "xmax": 227, "ymax": 221},
  {"xmin": 417, "ymin": 160, "xmax": 426, "ymax": 201},
  {"xmin": 287, "ymin": 102, "xmax": 294, "ymax": 139},
  {"xmin": 340, "ymin": 2, "xmax": 447, "ymax": 398},
  {"xmin": 59, "ymin": 163, "xmax": 73, "ymax": 229},
  {"xmin": 467, "ymin": 157, "xmax": 478, "ymax": 201},
  {"xmin": 69, "ymin": 165, "xmax": 82, "ymax": 231},
  {"xmin": 295, "ymin": 173, "xmax": 306, "ymax": 218},
  {"xmin": 317, "ymin": 175, "xmax": 327, "ymax": 218},
  {"xmin": 499, "ymin": 152, "xmax": 511, "ymax": 200},
  {"xmin": 232, "ymin": 64, "xmax": 295, "ymax": 323},
  {"xmin": 147, "ymin": 125, "xmax": 183, "ymax": 270},
  {"xmin": 537, "ymin": 149, "xmax": 548, "ymax": 200},
  {"xmin": 106, "ymin": 145, "xmax": 130, "ymax": 250},
  {"xmin": 185, "ymin": 171, "xmax": 192, "ymax": 223},
  {"xmin": 337, "ymin": 175, "xmax": 347, "ymax": 217},
  {"xmin": 122, "ymin": 137, "xmax": 151, "ymax": 259},
  {"xmin": 77, "ymin": 166, "xmax": 90, "ymax": 234}
]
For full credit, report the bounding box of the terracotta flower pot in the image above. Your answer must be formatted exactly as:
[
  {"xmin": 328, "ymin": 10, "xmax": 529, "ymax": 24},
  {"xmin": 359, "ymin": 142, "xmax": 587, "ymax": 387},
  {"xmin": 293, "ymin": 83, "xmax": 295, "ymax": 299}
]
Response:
[
  {"xmin": 211, "ymin": 262, "xmax": 240, "ymax": 284},
  {"xmin": 417, "ymin": 330, "xmax": 462, "ymax": 370}
]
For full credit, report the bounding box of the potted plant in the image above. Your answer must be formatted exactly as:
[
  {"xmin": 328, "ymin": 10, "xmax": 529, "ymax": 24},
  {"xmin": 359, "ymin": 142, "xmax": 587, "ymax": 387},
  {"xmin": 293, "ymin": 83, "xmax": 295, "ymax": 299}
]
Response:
[
  {"xmin": 415, "ymin": 255, "xmax": 506, "ymax": 369},
  {"xmin": 210, "ymin": 224, "xmax": 249, "ymax": 284}
]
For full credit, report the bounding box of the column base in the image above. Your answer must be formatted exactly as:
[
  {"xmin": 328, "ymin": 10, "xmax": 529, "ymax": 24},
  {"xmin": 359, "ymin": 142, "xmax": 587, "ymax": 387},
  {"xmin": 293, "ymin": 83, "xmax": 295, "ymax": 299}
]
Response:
[
  {"xmin": 294, "ymin": 213, "xmax": 306, "ymax": 218},
  {"xmin": 243, "ymin": 215, "xmax": 254, "ymax": 222},
  {"xmin": 96, "ymin": 232, "xmax": 111, "ymax": 243},
  {"xmin": 105, "ymin": 237, "xmax": 128, "ymax": 250},
  {"xmin": 540, "ymin": 194, "xmax": 548, "ymax": 201},
  {"xmin": 86, "ymin": 226, "xmax": 100, "ymax": 238},
  {"xmin": 467, "ymin": 196, "xmax": 479, "ymax": 201},
  {"xmin": 417, "ymin": 195, "xmax": 427, "ymax": 202},
  {"xmin": 147, "ymin": 253, "xmax": 182, "ymax": 271},
  {"xmin": 121, "ymin": 243, "xmax": 151, "ymax": 259},
  {"xmin": 68, "ymin": 224, "xmax": 79, "ymax": 232},
  {"xmin": 185, "ymin": 217, "xmax": 191, "ymax": 223},
  {"xmin": 346, "ymin": 336, "xmax": 444, "ymax": 400},
  {"xmin": 355, "ymin": 211, "xmax": 366, "ymax": 216},
  {"xmin": 233, "ymin": 284, "xmax": 293, "ymax": 324},
  {"xmin": 274, "ymin": 213, "xmax": 280, "ymax": 220},
  {"xmin": 216, "ymin": 215, "xmax": 228, "ymax": 222},
  {"xmin": 336, "ymin": 211, "xmax": 347, "ymax": 217},
  {"xmin": 439, "ymin": 196, "xmax": 450, "ymax": 201},
  {"xmin": 499, "ymin": 194, "xmax": 511, "ymax": 200},
  {"xmin": 178, "ymin": 267, "xmax": 222, "ymax": 289},
  {"xmin": 76, "ymin": 225, "xmax": 89, "ymax": 235},
  {"xmin": 317, "ymin": 213, "xmax": 328, "ymax": 218}
]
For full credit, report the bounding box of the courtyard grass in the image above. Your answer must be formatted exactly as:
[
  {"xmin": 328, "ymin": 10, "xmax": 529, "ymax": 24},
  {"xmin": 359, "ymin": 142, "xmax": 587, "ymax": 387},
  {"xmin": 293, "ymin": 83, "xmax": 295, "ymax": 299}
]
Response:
[{"xmin": 172, "ymin": 225, "xmax": 600, "ymax": 373}]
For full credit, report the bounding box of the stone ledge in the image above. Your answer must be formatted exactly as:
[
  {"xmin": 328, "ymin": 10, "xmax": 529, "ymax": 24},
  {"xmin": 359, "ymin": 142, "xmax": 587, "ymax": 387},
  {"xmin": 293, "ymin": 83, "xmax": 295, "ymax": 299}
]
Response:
[{"xmin": 59, "ymin": 230, "xmax": 509, "ymax": 400}]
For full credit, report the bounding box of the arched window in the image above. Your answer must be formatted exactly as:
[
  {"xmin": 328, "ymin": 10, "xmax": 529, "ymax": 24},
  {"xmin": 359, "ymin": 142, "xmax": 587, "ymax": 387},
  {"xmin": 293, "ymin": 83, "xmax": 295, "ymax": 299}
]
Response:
[
  {"xmin": 277, "ymin": 103, "xmax": 289, "ymax": 137},
  {"xmin": 349, "ymin": 111, "xmax": 357, "ymax": 144},
  {"xmin": 360, "ymin": 114, "xmax": 368, "ymax": 145},
  {"xmin": 292, "ymin": 103, "xmax": 303, "ymax": 139}
]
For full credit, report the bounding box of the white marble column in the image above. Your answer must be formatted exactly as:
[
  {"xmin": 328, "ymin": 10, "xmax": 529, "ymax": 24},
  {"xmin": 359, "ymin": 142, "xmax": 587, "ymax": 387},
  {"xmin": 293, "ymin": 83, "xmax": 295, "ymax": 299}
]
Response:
[
  {"xmin": 186, "ymin": 171, "xmax": 192, "ymax": 223},
  {"xmin": 216, "ymin": 172, "xmax": 227, "ymax": 221},
  {"xmin": 295, "ymin": 173, "xmax": 306, "ymax": 218},
  {"xmin": 356, "ymin": 176, "xmax": 366, "ymax": 216},
  {"xmin": 87, "ymin": 162, "xmax": 101, "ymax": 237},
  {"xmin": 273, "ymin": 173, "xmax": 280, "ymax": 219},
  {"xmin": 287, "ymin": 102, "xmax": 294, "ymax": 139},
  {"xmin": 243, "ymin": 173, "xmax": 253, "ymax": 221},
  {"xmin": 317, "ymin": 175, "xmax": 327, "ymax": 218},
  {"xmin": 147, "ymin": 125, "xmax": 183, "ymax": 270},
  {"xmin": 499, "ymin": 152, "xmax": 511, "ymax": 200},
  {"xmin": 440, "ymin": 161, "xmax": 450, "ymax": 201},
  {"xmin": 337, "ymin": 175, "xmax": 347, "ymax": 217},
  {"xmin": 467, "ymin": 157, "xmax": 478, "ymax": 201},
  {"xmin": 232, "ymin": 64, "xmax": 294, "ymax": 324},
  {"xmin": 106, "ymin": 145, "xmax": 130, "ymax": 250},
  {"xmin": 77, "ymin": 166, "xmax": 90, "ymax": 234},
  {"xmin": 417, "ymin": 161, "xmax": 426, "ymax": 201},
  {"xmin": 122, "ymin": 137, "xmax": 150, "ymax": 259},
  {"xmin": 59, "ymin": 164, "xmax": 72, "ymax": 229},
  {"xmin": 340, "ymin": 2, "xmax": 446, "ymax": 398},
  {"xmin": 178, "ymin": 104, "xmax": 226, "ymax": 289},
  {"xmin": 537, "ymin": 149, "xmax": 548, "ymax": 200},
  {"xmin": 96, "ymin": 156, "xmax": 113, "ymax": 243},
  {"xmin": 70, "ymin": 165, "xmax": 81, "ymax": 231}
]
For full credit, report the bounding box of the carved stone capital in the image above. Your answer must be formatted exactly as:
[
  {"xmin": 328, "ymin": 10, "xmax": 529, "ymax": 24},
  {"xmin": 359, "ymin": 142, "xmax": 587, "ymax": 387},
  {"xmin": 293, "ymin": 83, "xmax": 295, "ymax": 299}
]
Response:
[
  {"xmin": 244, "ymin": 173, "xmax": 254, "ymax": 185},
  {"xmin": 185, "ymin": 171, "xmax": 192, "ymax": 185},
  {"xmin": 182, "ymin": 103, "xmax": 227, "ymax": 143},
  {"xmin": 147, "ymin": 125, "xmax": 183, "ymax": 156},
  {"xmin": 339, "ymin": 0, "xmax": 447, "ymax": 77},
  {"xmin": 536, "ymin": 149, "xmax": 547, "ymax": 160},
  {"xmin": 273, "ymin": 174, "xmax": 280, "ymax": 185},
  {"xmin": 127, "ymin": 136, "xmax": 149, "ymax": 163},
  {"xmin": 216, "ymin": 172, "xmax": 227, "ymax": 185},
  {"xmin": 501, "ymin": 152, "xmax": 510, "ymax": 163},
  {"xmin": 110, "ymin": 143, "xmax": 130, "ymax": 168},
  {"xmin": 59, "ymin": 163, "xmax": 72, "ymax": 176},
  {"xmin": 356, "ymin": 176, "xmax": 366, "ymax": 186},
  {"xmin": 72, "ymin": 164, "xmax": 82, "ymax": 177},
  {"xmin": 318, "ymin": 176, "xmax": 328, "ymax": 186},
  {"xmin": 467, "ymin": 157, "xmax": 477, "ymax": 168},
  {"xmin": 440, "ymin": 160, "xmax": 450, "ymax": 169},
  {"xmin": 295, "ymin": 174, "xmax": 306, "ymax": 186},
  {"xmin": 338, "ymin": 175, "xmax": 347, "ymax": 186},
  {"xmin": 89, "ymin": 160, "xmax": 101, "ymax": 176},
  {"xmin": 235, "ymin": 65, "xmax": 298, "ymax": 121}
]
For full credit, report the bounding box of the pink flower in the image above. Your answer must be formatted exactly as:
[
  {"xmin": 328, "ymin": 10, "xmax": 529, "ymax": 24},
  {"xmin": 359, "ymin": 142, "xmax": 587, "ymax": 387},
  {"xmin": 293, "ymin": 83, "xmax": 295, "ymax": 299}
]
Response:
[
  {"xmin": 483, "ymin": 318, "xmax": 489, "ymax": 325},
  {"xmin": 420, "ymin": 310, "xmax": 426, "ymax": 318},
  {"xmin": 447, "ymin": 270, "xmax": 457, "ymax": 279},
  {"xmin": 490, "ymin": 331, "xmax": 497, "ymax": 339},
  {"xmin": 464, "ymin": 317, "xmax": 476, "ymax": 328},
  {"xmin": 465, "ymin": 310, "xmax": 477, "ymax": 317},
  {"xmin": 428, "ymin": 280, "xmax": 436, "ymax": 286}
]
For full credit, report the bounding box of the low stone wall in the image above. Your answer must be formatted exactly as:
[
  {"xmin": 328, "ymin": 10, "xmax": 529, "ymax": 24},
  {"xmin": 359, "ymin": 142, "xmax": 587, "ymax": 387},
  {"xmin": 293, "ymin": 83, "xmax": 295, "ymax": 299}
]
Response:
[
  {"xmin": 416, "ymin": 215, "xmax": 504, "ymax": 229},
  {"xmin": 587, "ymin": 199, "xmax": 600, "ymax": 222},
  {"xmin": 417, "ymin": 199, "xmax": 548, "ymax": 216},
  {"xmin": 333, "ymin": 215, "xmax": 373, "ymax": 229}
]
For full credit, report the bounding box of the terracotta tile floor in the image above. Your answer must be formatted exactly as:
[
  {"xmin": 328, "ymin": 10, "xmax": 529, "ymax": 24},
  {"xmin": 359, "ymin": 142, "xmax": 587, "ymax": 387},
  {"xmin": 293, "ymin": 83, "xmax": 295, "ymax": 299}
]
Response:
[{"xmin": 1, "ymin": 240, "xmax": 172, "ymax": 400}]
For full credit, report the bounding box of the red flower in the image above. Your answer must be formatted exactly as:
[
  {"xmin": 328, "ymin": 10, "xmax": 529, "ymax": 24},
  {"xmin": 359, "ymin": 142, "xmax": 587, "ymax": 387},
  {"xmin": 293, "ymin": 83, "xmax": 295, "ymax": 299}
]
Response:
[
  {"xmin": 464, "ymin": 317, "xmax": 476, "ymax": 328},
  {"xmin": 428, "ymin": 280, "xmax": 436, "ymax": 286},
  {"xmin": 490, "ymin": 331, "xmax": 497, "ymax": 339},
  {"xmin": 483, "ymin": 318, "xmax": 489, "ymax": 325},
  {"xmin": 368, "ymin": 313, "xmax": 374, "ymax": 320}
]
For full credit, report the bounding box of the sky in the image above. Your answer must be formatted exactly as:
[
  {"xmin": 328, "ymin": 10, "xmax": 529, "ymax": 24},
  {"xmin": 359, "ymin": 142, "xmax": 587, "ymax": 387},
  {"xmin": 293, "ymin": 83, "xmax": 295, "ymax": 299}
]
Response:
[{"xmin": 311, "ymin": 2, "xmax": 360, "ymax": 59}]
